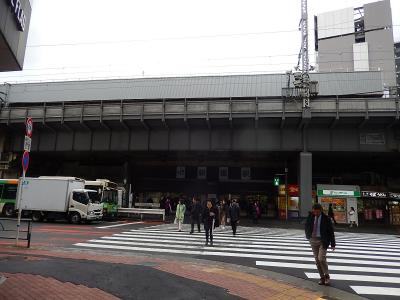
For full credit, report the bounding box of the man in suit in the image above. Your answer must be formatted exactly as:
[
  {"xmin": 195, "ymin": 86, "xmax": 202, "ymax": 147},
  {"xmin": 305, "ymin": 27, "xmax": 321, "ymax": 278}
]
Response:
[
  {"xmin": 189, "ymin": 197, "xmax": 202, "ymax": 234},
  {"xmin": 305, "ymin": 203, "xmax": 336, "ymax": 286},
  {"xmin": 229, "ymin": 199, "xmax": 240, "ymax": 236}
]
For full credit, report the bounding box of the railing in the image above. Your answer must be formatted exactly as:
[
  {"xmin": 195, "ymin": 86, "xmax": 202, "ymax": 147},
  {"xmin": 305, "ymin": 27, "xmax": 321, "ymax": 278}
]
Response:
[
  {"xmin": 1, "ymin": 97, "xmax": 399, "ymax": 124},
  {"xmin": 134, "ymin": 203, "xmax": 161, "ymax": 209},
  {"xmin": 0, "ymin": 218, "xmax": 32, "ymax": 248},
  {"xmin": 118, "ymin": 208, "xmax": 165, "ymax": 221}
]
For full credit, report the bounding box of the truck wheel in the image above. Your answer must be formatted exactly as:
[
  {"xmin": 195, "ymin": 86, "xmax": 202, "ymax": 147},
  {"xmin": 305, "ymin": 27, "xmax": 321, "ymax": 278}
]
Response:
[
  {"xmin": 69, "ymin": 212, "xmax": 81, "ymax": 224},
  {"xmin": 32, "ymin": 212, "xmax": 43, "ymax": 222},
  {"xmin": 2, "ymin": 204, "xmax": 15, "ymax": 217}
]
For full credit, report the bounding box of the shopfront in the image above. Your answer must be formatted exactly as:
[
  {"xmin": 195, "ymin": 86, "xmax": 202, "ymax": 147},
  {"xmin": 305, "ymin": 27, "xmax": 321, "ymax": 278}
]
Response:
[
  {"xmin": 360, "ymin": 191, "xmax": 400, "ymax": 225},
  {"xmin": 277, "ymin": 184, "xmax": 300, "ymax": 220},
  {"xmin": 360, "ymin": 191, "xmax": 388, "ymax": 225},
  {"xmin": 388, "ymin": 193, "xmax": 400, "ymax": 225},
  {"xmin": 317, "ymin": 185, "xmax": 360, "ymax": 224}
]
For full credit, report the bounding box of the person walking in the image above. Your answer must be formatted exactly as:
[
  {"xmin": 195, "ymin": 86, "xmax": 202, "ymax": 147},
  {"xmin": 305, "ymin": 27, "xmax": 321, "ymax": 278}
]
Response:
[
  {"xmin": 219, "ymin": 199, "xmax": 228, "ymax": 230},
  {"xmin": 229, "ymin": 199, "xmax": 240, "ymax": 236},
  {"xmin": 252, "ymin": 201, "xmax": 260, "ymax": 224},
  {"xmin": 175, "ymin": 198, "xmax": 186, "ymax": 232},
  {"xmin": 305, "ymin": 203, "xmax": 336, "ymax": 286},
  {"xmin": 202, "ymin": 199, "xmax": 218, "ymax": 246},
  {"xmin": 165, "ymin": 197, "xmax": 172, "ymax": 216},
  {"xmin": 348, "ymin": 207, "xmax": 357, "ymax": 228},
  {"xmin": 328, "ymin": 203, "xmax": 337, "ymax": 225},
  {"xmin": 190, "ymin": 197, "xmax": 202, "ymax": 234}
]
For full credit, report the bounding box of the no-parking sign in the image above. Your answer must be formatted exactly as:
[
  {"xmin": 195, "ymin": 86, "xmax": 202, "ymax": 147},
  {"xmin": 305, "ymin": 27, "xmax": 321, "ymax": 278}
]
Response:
[{"xmin": 22, "ymin": 151, "xmax": 29, "ymax": 173}]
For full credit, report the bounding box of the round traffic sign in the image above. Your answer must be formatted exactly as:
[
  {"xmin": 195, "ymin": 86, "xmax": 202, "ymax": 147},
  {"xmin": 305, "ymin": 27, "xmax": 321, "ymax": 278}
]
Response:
[
  {"xmin": 26, "ymin": 117, "xmax": 33, "ymax": 138},
  {"xmin": 22, "ymin": 151, "xmax": 29, "ymax": 172}
]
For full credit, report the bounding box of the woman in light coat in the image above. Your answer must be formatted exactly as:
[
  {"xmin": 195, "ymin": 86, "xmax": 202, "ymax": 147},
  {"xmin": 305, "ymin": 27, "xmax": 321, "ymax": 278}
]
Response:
[
  {"xmin": 175, "ymin": 199, "xmax": 186, "ymax": 232},
  {"xmin": 348, "ymin": 207, "xmax": 357, "ymax": 228}
]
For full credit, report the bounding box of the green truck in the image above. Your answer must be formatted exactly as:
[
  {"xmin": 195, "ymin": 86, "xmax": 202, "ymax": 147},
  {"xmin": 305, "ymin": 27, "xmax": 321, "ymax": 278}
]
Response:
[{"xmin": 85, "ymin": 179, "xmax": 119, "ymax": 219}]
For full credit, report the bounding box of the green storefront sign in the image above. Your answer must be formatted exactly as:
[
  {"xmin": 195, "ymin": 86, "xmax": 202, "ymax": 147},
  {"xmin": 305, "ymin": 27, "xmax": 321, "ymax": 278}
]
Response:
[{"xmin": 317, "ymin": 189, "xmax": 361, "ymax": 197}]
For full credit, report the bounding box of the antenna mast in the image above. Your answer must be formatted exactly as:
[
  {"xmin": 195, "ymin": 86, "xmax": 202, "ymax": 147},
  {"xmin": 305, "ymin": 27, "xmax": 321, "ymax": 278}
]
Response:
[{"xmin": 300, "ymin": 0, "xmax": 310, "ymax": 108}]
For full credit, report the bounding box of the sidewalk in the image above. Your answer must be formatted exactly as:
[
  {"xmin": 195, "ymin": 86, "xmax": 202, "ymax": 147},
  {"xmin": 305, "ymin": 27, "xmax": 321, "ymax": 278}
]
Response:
[{"xmin": 0, "ymin": 245, "xmax": 366, "ymax": 300}]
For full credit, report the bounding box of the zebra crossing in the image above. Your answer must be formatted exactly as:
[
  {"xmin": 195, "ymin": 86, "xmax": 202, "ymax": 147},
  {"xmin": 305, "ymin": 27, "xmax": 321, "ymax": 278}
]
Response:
[{"xmin": 75, "ymin": 224, "xmax": 400, "ymax": 298}]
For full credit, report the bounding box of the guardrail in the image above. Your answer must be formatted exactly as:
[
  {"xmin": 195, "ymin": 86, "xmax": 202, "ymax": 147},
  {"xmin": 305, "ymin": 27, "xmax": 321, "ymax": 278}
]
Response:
[
  {"xmin": 0, "ymin": 218, "xmax": 32, "ymax": 248},
  {"xmin": 134, "ymin": 203, "xmax": 161, "ymax": 208},
  {"xmin": 118, "ymin": 208, "xmax": 165, "ymax": 221}
]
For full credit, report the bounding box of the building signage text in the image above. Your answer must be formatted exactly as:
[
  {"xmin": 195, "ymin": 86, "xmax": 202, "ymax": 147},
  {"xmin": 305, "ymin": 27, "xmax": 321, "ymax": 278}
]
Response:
[
  {"xmin": 361, "ymin": 191, "xmax": 388, "ymax": 198},
  {"xmin": 317, "ymin": 189, "xmax": 361, "ymax": 197},
  {"xmin": 7, "ymin": 0, "xmax": 26, "ymax": 31}
]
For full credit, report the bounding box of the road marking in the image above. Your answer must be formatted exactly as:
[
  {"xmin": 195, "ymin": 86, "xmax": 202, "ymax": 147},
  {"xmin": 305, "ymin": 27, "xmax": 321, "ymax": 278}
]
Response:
[
  {"xmin": 75, "ymin": 242, "xmax": 307, "ymax": 260},
  {"xmin": 121, "ymin": 230, "xmax": 400, "ymax": 252},
  {"xmin": 122, "ymin": 231, "xmax": 400, "ymax": 257},
  {"xmin": 305, "ymin": 272, "xmax": 400, "ymax": 284},
  {"xmin": 138, "ymin": 228, "xmax": 400, "ymax": 246},
  {"xmin": 96, "ymin": 222, "xmax": 144, "ymax": 229},
  {"xmin": 350, "ymin": 286, "xmax": 400, "ymax": 296},
  {"xmin": 256, "ymin": 261, "xmax": 400, "ymax": 274},
  {"xmin": 75, "ymin": 224, "xmax": 400, "ymax": 297}
]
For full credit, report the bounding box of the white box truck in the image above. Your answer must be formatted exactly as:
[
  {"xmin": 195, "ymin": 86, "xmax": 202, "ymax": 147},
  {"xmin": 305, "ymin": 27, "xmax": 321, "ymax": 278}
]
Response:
[{"xmin": 17, "ymin": 177, "xmax": 103, "ymax": 223}]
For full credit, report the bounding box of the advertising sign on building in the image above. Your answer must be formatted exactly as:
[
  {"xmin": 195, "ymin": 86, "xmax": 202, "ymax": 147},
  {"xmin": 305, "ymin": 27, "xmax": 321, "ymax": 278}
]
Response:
[
  {"xmin": 176, "ymin": 166, "xmax": 185, "ymax": 179},
  {"xmin": 197, "ymin": 167, "xmax": 207, "ymax": 179},
  {"xmin": 219, "ymin": 167, "xmax": 228, "ymax": 181},
  {"xmin": 361, "ymin": 191, "xmax": 388, "ymax": 198},
  {"xmin": 241, "ymin": 167, "xmax": 251, "ymax": 180},
  {"xmin": 317, "ymin": 189, "xmax": 361, "ymax": 197}
]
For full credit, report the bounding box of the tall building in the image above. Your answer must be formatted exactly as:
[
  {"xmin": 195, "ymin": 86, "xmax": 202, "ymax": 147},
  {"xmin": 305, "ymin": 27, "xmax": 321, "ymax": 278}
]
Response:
[
  {"xmin": 314, "ymin": 0, "xmax": 396, "ymax": 90},
  {"xmin": 0, "ymin": 0, "xmax": 31, "ymax": 71},
  {"xmin": 395, "ymin": 42, "xmax": 400, "ymax": 96}
]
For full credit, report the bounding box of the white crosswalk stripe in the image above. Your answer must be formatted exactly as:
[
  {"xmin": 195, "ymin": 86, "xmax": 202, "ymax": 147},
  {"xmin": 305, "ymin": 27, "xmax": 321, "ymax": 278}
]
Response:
[{"xmin": 75, "ymin": 224, "xmax": 400, "ymax": 297}]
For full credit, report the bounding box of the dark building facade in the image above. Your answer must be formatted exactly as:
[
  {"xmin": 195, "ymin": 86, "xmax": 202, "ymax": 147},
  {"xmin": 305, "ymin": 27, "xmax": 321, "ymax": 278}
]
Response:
[
  {"xmin": 0, "ymin": 0, "xmax": 32, "ymax": 71},
  {"xmin": 395, "ymin": 42, "xmax": 400, "ymax": 96}
]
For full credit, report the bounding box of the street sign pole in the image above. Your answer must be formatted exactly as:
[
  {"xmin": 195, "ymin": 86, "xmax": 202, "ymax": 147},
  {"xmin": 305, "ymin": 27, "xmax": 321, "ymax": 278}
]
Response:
[
  {"xmin": 16, "ymin": 170, "xmax": 25, "ymax": 245},
  {"xmin": 16, "ymin": 118, "xmax": 32, "ymax": 246}
]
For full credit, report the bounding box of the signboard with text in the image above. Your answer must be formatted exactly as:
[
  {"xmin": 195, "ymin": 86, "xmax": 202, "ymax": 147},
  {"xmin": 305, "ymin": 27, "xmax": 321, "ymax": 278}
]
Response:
[{"xmin": 317, "ymin": 189, "xmax": 361, "ymax": 197}]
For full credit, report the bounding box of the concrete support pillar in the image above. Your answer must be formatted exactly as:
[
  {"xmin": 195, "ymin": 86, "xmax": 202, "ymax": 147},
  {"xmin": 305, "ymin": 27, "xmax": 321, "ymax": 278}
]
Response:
[
  {"xmin": 299, "ymin": 152, "xmax": 312, "ymax": 218},
  {"xmin": 123, "ymin": 161, "xmax": 132, "ymax": 207}
]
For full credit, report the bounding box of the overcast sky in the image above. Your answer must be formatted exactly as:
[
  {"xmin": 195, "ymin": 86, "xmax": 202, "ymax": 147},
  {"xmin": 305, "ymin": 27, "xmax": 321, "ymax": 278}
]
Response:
[{"xmin": 0, "ymin": 0, "xmax": 399, "ymax": 83}]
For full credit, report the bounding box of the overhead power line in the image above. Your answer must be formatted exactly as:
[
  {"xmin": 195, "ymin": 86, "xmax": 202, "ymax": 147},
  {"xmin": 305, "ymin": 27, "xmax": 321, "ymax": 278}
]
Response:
[{"xmin": 26, "ymin": 25, "xmax": 400, "ymax": 48}]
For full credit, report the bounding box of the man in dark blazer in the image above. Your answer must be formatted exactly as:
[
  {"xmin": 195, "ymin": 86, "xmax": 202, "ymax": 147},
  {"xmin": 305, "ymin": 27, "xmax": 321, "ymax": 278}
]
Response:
[
  {"xmin": 305, "ymin": 203, "xmax": 336, "ymax": 286},
  {"xmin": 189, "ymin": 197, "xmax": 202, "ymax": 234}
]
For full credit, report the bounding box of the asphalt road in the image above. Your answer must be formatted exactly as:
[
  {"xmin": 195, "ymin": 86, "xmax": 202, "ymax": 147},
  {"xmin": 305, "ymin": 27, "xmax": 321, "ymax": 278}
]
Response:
[
  {"xmin": 0, "ymin": 253, "xmax": 241, "ymax": 300},
  {"xmin": 3, "ymin": 218, "xmax": 398, "ymax": 300}
]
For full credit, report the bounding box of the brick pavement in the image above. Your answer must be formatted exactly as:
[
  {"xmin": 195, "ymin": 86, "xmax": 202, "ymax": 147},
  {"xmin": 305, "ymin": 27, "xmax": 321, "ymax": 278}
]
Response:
[
  {"xmin": 0, "ymin": 273, "xmax": 120, "ymax": 300},
  {"xmin": 0, "ymin": 245, "xmax": 324, "ymax": 300}
]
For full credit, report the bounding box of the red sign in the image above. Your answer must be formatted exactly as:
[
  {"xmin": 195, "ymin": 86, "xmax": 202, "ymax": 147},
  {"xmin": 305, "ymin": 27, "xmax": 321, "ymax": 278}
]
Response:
[
  {"xmin": 26, "ymin": 117, "xmax": 33, "ymax": 138},
  {"xmin": 288, "ymin": 184, "xmax": 299, "ymax": 196}
]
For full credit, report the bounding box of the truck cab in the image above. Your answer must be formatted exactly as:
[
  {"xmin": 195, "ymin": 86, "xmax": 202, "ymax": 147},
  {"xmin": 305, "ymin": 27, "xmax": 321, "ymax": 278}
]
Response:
[{"xmin": 69, "ymin": 189, "xmax": 103, "ymax": 223}]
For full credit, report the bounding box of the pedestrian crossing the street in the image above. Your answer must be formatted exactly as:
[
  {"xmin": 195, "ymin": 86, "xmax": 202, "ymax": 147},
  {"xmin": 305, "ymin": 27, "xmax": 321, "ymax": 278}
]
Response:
[{"xmin": 75, "ymin": 224, "xmax": 400, "ymax": 298}]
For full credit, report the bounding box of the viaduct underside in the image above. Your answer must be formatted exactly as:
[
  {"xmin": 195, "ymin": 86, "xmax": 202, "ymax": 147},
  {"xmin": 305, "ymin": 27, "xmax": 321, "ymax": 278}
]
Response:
[{"xmin": 2, "ymin": 96, "xmax": 400, "ymax": 217}]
